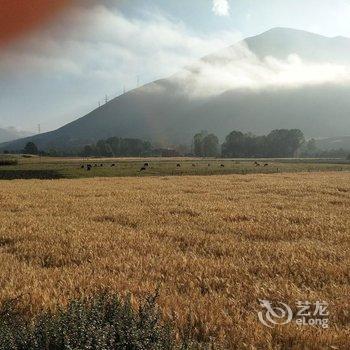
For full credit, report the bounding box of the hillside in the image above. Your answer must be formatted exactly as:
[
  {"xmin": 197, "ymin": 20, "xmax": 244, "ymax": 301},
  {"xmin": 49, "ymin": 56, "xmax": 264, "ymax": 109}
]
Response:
[
  {"xmin": 2, "ymin": 27, "xmax": 350, "ymax": 152},
  {"xmin": 315, "ymin": 136, "xmax": 350, "ymax": 151}
]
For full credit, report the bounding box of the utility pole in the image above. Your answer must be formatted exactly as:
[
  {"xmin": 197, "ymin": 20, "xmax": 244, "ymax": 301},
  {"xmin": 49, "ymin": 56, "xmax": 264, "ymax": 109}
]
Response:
[
  {"xmin": 98, "ymin": 101, "xmax": 101, "ymax": 108},
  {"xmin": 38, "ymin": 124, "xmax": 42, "ymax": 163},
  {"xmin": 105, "ymin": 95, "xmax": 108, "ymax": 104}
]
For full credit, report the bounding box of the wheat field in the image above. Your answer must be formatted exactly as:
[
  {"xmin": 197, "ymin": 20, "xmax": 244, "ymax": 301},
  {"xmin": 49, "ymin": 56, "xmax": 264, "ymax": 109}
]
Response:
[{"xmin": 0, "ymin": 172, "xmax": 349, "ymax": 349}]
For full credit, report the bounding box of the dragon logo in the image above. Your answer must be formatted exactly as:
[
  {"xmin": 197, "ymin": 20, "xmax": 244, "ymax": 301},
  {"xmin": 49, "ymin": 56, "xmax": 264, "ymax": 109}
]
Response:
[{"xmin": 258, "ymin": 299, "xmax": 293, "ymax": 328}]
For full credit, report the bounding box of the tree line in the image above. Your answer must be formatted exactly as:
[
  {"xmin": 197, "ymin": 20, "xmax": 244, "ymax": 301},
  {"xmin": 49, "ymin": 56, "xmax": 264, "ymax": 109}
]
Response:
[
  {"xmin": 193, "ymin": 129, "xmax": 305, "ymax": 158},
  {"xmin": 5, "ymin": 129, "xmax": 350, "ymax": 160},
  {"xmin": 81, "ymin": 137, "xmax": 152, "ymax": 157}
]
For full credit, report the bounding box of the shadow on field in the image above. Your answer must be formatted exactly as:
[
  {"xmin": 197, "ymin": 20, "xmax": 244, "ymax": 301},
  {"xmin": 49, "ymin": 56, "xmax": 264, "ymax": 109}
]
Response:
[{"xmin": 0, "ymin": 170, "xmax": 63, "ymax": 180}]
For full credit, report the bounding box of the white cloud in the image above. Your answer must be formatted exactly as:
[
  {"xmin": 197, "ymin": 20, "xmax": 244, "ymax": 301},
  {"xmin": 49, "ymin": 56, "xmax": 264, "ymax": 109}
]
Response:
[
  {"xmin": 0, "ymin": 3, "xmax": 239, "ymax": 92},
  {"xmin": 174, "ymin": 45, "xmax": 350, "ymax": 98},
  {"xmin": 212, "ymin": 0, "xmax": 230, "ymax": 16}
]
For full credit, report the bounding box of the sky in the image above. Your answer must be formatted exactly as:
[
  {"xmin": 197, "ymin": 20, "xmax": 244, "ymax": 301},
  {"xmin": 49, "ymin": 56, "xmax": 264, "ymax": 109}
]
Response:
[{"xmin": 1, "ymin": 0, "xmax": 350, "ymax": 133}]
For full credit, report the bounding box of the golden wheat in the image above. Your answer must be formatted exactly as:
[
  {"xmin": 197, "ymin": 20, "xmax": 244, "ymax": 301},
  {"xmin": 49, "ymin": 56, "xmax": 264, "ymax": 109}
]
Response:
[{"xmin": 0, "ymin": 172, "xmax": 349, "ymax": 349}]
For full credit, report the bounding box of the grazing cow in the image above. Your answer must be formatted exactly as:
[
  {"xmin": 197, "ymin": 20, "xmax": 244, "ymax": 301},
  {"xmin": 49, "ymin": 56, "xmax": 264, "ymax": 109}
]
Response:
[
  {"xmin": 86, "ymin": 164, "xmax": 92, "ymax": 171},
  {"xmin": 94, "ymin": 164, "xmax": 97, "ymax": 167},
  {"xmin": 81, "ymin": 165, "xmax": 85, "ymax": 169},
  {"xmin": 220, "ymin": 164, "xmax": 225, "ymax": 168},
  {"xmin": 144, "ymin": 162, "xmax": 149, "ymax": 167},
  {"xmin": 140, "ymin": 167, "xmax": 146, "ymax": 172},
  {"xmin": 111, "ymin": 164, "xmax": 115, "ymax": 167},
  {"xmin": 192, "ymin": 164, "xmax": 196, "ymax": 167},
  {"xmin": 100, "ymin": 164, "xmax": 103, "ymax": 167},
  {"xmin": 254, "ymin": 162, "xmax": 260, "ymax": 167},
  {"xmin": 264, "ymin": 163, "xmax": 269, "ymax": 167},
  {"xmin": 177, "ymin": 164, "xmax": 181, "ymax": 167}
]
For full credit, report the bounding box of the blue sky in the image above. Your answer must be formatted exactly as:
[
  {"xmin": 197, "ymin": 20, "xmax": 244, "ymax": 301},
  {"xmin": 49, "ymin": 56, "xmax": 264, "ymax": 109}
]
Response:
[
  {"xmin": 118, "ymin": 0, "xmax": 350, "ymax": 38},
  {"xmin": 1, "ymin": 0, "xmax": 350, "ymax": 133}
]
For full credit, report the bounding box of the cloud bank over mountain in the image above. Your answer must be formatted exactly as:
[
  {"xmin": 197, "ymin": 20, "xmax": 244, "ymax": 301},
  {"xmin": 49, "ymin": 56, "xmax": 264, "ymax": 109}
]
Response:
[{"xmin": 176, "ymin": 44, "xmax": 350, "ymax": 98}]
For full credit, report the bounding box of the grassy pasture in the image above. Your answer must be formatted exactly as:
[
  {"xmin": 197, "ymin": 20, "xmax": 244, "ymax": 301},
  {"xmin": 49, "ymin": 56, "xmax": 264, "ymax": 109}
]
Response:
[
  {"xmin": 0, "ymin": 155, "xmax": 349, "ymax": 179},
  {"xmin": 0, "ymin": 172, "xmax": 349, "ymax": 348}
]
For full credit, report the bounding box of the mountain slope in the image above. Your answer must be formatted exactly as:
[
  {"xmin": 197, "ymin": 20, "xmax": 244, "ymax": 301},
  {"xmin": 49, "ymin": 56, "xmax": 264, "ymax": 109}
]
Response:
[
  {"xmin": 2, "ymin": 27, "xmax": 350, "ymax": 152},
  {"xmin": 315, "ymin": 136, "xmax": 350, "ymax": 151}
]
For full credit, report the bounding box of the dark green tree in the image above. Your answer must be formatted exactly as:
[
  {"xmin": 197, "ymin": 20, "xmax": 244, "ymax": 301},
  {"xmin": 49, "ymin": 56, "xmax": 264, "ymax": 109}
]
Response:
[
  {"xmin": 23, "ymin": 142, "xmax": 38, "ymax": 155},
  {"xmin": 202, "ymin": 134, "xmax": 219, "ymax": 157},
  {"xmin": 96, "ymin": 140, "xmax": 112, "ymax": 157},
  {"xmin": 266, "ymin": 129, "xmax": 305, "ymax": 157},
  {"xmin": 81, "ymin": 145, "xmax": 96, "ymax": 157},
  {"xmin": 222, "ymin": 129, "xmax": 305, "ymax": 158},
  {"xmin": 193, "ymin": 131, "xmax": 208, "ymax": 157},
  {"xmin": 221, "ymin": 131, "xmax": 246, "ymax": 157},
  {"xmin": 81, "ymin": 137, "xmax": 152, "ymax": 157},
  {"xmin": 106, "ymin": 137, "xmax": 121, "ymax": 156}
]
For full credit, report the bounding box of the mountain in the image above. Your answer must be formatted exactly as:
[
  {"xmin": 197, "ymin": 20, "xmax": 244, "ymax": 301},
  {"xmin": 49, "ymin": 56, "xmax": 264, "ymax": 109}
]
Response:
[
  {"xmin": 2, "ymin": 27, "xmax": 350, "ymax": 152},
  {"xmin": 244, "ymin": 27, "xmax": 350, "ymax": 63},
  {"xmin": 0, "ymin": 127, "xmax": 33, "ymax": 144},
  {"xmin": 315, "ymin": 136, "xmax": 350, "ymax": 151}
]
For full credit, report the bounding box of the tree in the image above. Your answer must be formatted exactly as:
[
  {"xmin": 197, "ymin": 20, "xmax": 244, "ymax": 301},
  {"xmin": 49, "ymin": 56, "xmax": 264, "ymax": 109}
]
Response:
[
  {"xmin": 193, "ymin": 131, "xmax": 207, "ymax": 157},
  {"xmin": 23, "ymin": 142, "xmax": 38, "ymax": 155},
  {"xmin": 221, "ymin": 131, "xmax": 246, "ymax": 158},
  {"xmin": 266, "ymin": 129, "xmax": 305, "ymax": 157},
  {"xmin": 106, "ymin": 137, "xmax": 120, "ymax": 156},
  {"xmin": 202, "ymin": 134, "xmax": 219, "ymax": 157},
  {"xmin": 222, "ymin": 129, "xmax": 305, "ymax": 158},
  {"xmin": 306, "ymin": 138, "xmax": 317, "ymax": 153},
  {"xmin": 81, "ymin": 145, "xmax": 96, "ymax": 157},
  {"xmin": 81, "ymin": 137, "xmax": 152, "ymax": 158},
  {"xmin": 96, "ymin": 140, "xmax": 112, "ymax": 157}
]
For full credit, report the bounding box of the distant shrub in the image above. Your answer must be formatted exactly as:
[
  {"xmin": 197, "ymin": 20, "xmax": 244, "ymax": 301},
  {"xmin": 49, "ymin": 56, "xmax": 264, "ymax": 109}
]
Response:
[
  {"xmin": 0, "ymin": 158, "xmax": 18, "ymax": 166},
  {"xmin": 347, "ymin": 153, "xmax": 350, "ymax": 161},
  {"xmin": 0, "ymin": 292, "xmax": 200, "ymax": 350}
]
